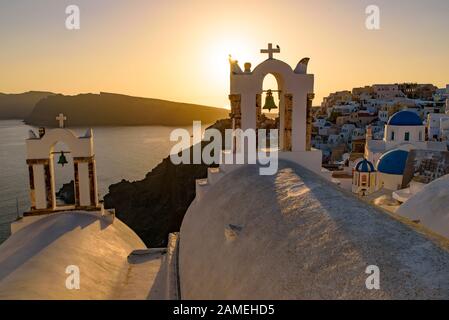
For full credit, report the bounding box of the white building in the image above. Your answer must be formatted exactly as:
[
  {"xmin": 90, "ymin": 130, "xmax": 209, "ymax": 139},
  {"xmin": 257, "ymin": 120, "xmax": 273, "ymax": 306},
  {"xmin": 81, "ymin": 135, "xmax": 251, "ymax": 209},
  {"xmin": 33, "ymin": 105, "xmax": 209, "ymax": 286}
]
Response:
[
  {"xmin": 373, "ymin": 84, "xmax": 405, "ymax": 100},
  {"xmin": 441, "ymin": 118, "xmax": 449, "ymax": 145},
  {"xmin": 328, "ymin": 134, "xmax": 342, "ymax": 146},
  {"xmin": 370, "ymin": 124, "xmax": 385, "ymax": 140},
  {"xmin": 351, "ymin": 128, "xmax": 366, "ymax": 141},
  {"xmin": 340, "ymin": 123, "xmax": 356, "ymax": 141},
  {"xmin": 365, "ymin": 110, "xmax": 447, "ymax": 166},
  {"xmin": 378, "ymin": 109, "xmax": 389, "ymax": 123},
  {"xmin": 331, "ymin": 102, "xmax": 360, "ymax": 116},
  {"xmin": 318, "ymin": 122, "xmax": 333, "ymax": 136},
  {"xmin": 314, "ymin": 118, "xmax": 327, "ymax": 128},
  {"xmin": 427, "ymin": 113, "xmax": 449, "ymax": 140},
  {"xmin": 433, "ymin": 85, "xmax": 449, "ymax": 102}
]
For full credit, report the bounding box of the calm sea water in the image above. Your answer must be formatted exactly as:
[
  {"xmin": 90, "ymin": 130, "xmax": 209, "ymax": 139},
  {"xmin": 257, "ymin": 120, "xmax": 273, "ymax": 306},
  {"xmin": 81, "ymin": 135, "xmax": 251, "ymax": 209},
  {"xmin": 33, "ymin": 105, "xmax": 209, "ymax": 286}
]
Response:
[{"xmin": 0, "ymin": 120, "xmax": 204, "ymax": 244}]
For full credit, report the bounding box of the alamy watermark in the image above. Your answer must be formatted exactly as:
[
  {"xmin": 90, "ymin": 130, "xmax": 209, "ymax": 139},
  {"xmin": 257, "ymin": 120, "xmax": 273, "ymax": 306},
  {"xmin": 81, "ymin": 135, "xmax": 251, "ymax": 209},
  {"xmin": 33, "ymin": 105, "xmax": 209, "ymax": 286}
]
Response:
[
  {"xmin": 169, "ymin": 121, "xmax": 279, "ymax": 175},
  {"xmin": 65, "ymin": 5, "xmax": 80, "ymax": 30},
  {"xmin": 365, "ymin": 265, "xmax": 380, "ymax": 290},
  {"xmin": 65, "ymin": 265, "xmax": 80, "ymax": 290},
  {"xmin": 365, "ymin": 5, "xmax": 380, "ymax": 30}
]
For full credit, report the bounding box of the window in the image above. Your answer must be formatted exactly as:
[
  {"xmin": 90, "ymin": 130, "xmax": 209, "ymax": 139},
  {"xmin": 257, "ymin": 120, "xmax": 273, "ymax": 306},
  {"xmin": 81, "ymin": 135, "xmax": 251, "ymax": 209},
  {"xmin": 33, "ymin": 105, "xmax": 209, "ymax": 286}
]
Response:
[
  {"xmin": 391, "ymin": 131, "xmax": 395, "ymax": 141},
  {"xmin": 405, "ymin": 132, "xmax": 410, "ymax": 141},
  {"xmin": 361, "ymin": 175, "xmax": 367, "ymax": 186},
  {"xmin": 419, "ymin": 131, "xmax": 422, "ymax": 141}
]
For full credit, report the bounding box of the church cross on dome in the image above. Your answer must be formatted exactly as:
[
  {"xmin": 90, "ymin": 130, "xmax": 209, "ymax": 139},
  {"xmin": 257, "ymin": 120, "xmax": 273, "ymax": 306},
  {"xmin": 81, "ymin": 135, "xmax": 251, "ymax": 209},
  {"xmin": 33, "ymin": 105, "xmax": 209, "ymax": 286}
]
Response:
[
  {"xmin": 260, "ymin": 43, "xmax": 280, "ymax": 59},
  {"xmin": 56, "ymin": 113, "xmax": 67, "ymax": 128}
]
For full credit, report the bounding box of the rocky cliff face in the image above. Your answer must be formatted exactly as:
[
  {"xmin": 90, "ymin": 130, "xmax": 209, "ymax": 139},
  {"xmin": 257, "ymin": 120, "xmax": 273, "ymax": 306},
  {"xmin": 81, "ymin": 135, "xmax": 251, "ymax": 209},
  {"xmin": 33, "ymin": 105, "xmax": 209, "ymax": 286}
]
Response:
[
  {"xmin": 56, "ymin": 180, "xmax": 75, "ymax": 204},
  {"xmin": 104, "ymin": 119, "xmax": 231, "ymax": 247}
]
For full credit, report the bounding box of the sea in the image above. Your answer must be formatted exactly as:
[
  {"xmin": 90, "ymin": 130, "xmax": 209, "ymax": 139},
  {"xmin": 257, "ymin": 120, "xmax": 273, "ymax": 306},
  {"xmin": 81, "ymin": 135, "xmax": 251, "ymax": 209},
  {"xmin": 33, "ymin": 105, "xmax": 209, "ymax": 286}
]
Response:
[{"xmin": 0, "ymin": 120, "xmax": 205, "ymax": 244}]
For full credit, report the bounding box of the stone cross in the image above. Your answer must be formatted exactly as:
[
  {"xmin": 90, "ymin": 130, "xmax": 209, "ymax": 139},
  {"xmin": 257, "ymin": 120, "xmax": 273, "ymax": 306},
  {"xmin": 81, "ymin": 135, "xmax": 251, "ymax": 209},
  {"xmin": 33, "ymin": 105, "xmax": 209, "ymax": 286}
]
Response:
[
  {"xmin": 56, "ymin": 113, "xmax": 67, "ymax": 128},
  {"xmin": 260, "ymin": 43, "xmax": 280, "ymax": 59}
]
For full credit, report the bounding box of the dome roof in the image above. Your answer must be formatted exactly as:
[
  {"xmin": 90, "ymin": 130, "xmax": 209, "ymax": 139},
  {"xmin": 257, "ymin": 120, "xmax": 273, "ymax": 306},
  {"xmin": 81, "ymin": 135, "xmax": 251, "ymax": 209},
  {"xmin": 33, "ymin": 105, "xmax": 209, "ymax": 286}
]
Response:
[
  {"xmin": 0, "ymin": 212, "xmax": 161, "ymax": 299},
  {"xmin": 397, "ymin": 174, "xmax": 449, "ymax": 239},
  {"xmin": 179, "ymin": 161, "xmax": 449, "ymax": 299},
  {"xmin": 377, "ymin": 149, "xmax": 409, "ymax": 175},
  {"xmin": 388, "ymin": 110, "xmax": 423, "ymax": 126},
  {"xmin": 355, "ymin": 159, "xmax": 375, "ymax": 172}
]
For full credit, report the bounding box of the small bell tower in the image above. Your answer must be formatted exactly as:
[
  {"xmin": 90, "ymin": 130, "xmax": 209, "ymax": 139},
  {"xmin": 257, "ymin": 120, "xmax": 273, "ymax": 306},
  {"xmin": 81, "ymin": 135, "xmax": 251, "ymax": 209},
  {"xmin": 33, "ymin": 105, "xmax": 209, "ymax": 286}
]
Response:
[{"xmin": 24, "ymin": 114, "xmax": 100, "ymax": 215}]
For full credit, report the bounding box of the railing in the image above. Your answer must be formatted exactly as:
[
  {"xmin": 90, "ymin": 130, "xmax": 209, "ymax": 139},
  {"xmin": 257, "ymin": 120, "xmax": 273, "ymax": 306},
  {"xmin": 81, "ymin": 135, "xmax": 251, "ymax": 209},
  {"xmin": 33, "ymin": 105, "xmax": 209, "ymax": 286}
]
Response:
[{"xmin": 0, "ymin": 196, "xmax": 29, "ymax": 242}]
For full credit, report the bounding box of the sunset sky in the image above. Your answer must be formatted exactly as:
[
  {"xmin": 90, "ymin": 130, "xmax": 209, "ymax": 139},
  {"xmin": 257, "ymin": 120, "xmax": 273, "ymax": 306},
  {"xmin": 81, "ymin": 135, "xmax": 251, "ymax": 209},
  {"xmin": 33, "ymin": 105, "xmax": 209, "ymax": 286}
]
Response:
[{"xmin": 1, "ymin": 0, "xmax": 448, "ymax": 108}]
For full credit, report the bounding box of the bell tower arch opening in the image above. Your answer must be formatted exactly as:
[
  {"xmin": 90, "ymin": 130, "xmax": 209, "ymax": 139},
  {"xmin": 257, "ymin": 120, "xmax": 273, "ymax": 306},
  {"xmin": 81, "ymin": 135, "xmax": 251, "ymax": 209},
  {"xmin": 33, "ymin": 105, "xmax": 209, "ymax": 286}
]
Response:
[
  {"xmin": 51, "ymin": 141, "xmax": 76, "ymax": 209},
  {"xmin": 261, "ymin": 74, "xmax": 280, "ymax": 119},
  {"xmin": 259, "ymin": 73, "xmax": 285, "ymax": 150}
]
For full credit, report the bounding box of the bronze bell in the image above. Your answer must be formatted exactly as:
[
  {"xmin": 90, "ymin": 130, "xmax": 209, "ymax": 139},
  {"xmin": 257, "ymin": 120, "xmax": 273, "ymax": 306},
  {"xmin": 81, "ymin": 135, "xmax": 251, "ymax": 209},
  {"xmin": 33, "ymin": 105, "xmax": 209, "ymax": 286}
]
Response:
[
  {"xmin": 263, "ymin": 89, "xmax": 278, "ymax": 112},
  {"xmin": 57, "ymin": 151, "xmax": 68, "ymax": 167}
]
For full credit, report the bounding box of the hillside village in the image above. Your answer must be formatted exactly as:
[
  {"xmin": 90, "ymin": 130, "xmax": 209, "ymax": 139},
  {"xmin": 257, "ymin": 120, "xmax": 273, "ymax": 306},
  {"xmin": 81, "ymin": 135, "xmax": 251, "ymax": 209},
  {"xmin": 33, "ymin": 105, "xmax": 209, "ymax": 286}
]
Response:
[{"xmin": 312, "ymin": 83, "xmax": 449, "ymax": 215}]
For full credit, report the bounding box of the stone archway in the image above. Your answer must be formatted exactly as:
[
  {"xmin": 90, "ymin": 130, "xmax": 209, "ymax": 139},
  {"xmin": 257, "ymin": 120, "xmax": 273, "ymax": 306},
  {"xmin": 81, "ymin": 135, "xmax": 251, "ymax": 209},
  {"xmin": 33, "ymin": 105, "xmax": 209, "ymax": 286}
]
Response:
[{"xmin": 25, "ymin": 127, "xmax": 99, "ymax": 214}]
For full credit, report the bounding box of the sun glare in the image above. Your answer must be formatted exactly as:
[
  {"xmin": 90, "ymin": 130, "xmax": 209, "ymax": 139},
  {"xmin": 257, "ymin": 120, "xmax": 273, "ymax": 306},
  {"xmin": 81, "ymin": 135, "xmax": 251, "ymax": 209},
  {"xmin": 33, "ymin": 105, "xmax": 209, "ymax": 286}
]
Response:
[{"xmin": 201, "ymin": 36, "xmax": 259, "ymax": 102}]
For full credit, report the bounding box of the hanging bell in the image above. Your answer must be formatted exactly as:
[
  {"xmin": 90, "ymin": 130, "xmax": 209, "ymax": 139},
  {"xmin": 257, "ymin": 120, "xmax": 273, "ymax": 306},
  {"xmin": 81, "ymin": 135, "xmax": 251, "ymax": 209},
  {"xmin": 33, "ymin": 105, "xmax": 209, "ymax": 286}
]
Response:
[
  {"xmin": 57, "ymin": 151, "xmax": 68, "ymax": 167},
  {"xmin": 263, "ymin": 89, "xmax": 278, "ymax": 112}
]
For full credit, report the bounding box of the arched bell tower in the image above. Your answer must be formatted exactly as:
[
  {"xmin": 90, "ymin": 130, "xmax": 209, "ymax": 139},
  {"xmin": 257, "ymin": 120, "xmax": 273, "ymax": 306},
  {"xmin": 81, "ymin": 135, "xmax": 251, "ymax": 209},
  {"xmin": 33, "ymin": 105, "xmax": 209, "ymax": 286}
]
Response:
[
  {"xmin": 228, "ymin": 44, "xmax": 322, "ymax": 174},
  {"xmin": 25, "ymin": 115, "xmax": 100, "ymax": 215}
]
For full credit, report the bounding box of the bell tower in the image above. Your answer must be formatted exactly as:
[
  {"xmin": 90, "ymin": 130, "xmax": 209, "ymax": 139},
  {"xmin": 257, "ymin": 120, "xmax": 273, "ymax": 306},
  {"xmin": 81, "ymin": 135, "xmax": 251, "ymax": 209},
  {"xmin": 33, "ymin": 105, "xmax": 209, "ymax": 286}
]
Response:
[
  {"xmin": 228, "ymin": 44, "xmax": 323, "ymax": 174},
  {"xmin": 25, "ymin": 115, "xmax": 100, "ymax": 215}
]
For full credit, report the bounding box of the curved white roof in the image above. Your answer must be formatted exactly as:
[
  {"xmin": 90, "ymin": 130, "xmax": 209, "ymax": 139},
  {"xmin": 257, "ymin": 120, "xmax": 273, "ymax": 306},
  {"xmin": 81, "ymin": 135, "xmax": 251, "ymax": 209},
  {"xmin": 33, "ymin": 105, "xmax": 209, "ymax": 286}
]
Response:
[
  {"xmin": 0, "ymin": 212, "xmax": 168, "ymax": 299},
  {"xmin": 180, "ymin": 161, "xmax": 449, "ymax": 299},
  {"xmin": 397, "ymin": 174, "xmax": 449, "ymax": 239}
]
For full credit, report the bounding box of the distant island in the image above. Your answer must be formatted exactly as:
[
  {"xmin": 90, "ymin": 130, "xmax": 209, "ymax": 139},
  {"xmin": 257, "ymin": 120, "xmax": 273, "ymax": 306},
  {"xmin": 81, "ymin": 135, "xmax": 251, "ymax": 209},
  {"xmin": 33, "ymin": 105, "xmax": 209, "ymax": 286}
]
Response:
[
  {"xmin": 0, "ymin": 91, "xmax": 229, "ymax": 126},
  {"xmin": 0, "ymin": 91, "xmax": 54, "ymax": 119}
]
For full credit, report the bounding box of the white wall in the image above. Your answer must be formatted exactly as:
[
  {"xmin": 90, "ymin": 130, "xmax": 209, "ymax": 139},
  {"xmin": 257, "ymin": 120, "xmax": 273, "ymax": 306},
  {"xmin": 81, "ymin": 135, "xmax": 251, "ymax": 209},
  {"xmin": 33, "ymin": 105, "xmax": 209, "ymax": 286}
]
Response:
[
  {"xmin": 378, "ymin": 172, "xmax": 403, "ymax": 191},
  {"xmin": 384, "ymin": 124, "xmax": 425, "ymax": 146},
  {"xmin": 78, "ymin": 162, "xmax": 91, "ymax": 207},
  {"xmin": 33, "ymin": 164, "xmax": 47, "ymax": 210}
]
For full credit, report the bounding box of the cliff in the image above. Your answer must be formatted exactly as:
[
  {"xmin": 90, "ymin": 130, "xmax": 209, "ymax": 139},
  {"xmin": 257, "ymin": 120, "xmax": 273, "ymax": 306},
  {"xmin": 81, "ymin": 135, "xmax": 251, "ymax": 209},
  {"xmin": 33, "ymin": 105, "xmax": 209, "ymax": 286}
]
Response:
[
  {"xmin": 25, "ymin": 92, "xmax": 229, "ymax": 127},
  {"xmin": 103, "ymin": 119, "xmax": 231, "ymax": 247},
  {"xmin": 56, "ymin": 181, "xmax": 75, "ymax": 205},
  {"xmin": 0, "ymin": 91, "xmax": 54, "ymax": 119}
]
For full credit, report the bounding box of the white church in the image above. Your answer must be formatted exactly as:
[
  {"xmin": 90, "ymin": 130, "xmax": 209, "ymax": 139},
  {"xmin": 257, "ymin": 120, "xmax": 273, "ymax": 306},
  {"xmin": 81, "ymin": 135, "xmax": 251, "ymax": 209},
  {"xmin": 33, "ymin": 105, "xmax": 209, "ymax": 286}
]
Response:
[
  {"xmin": 1, "ymin": 45, "xmax": 449, "ymax": 299},
  {"xmin": 366, "ymin": 110, "xmax": 447, "ymax": 166},
  {"xmin": 354, "ymin": 110, "xmax": 448, "ymax": 193}
]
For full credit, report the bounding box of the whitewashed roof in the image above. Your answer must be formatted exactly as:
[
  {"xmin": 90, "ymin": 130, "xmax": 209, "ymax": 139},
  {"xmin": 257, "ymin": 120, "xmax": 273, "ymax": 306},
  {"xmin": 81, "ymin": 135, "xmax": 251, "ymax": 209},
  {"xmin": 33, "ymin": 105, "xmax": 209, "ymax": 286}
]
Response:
[
  {"xmin": 0, "ymin": 212, "xmax": 171, "ymax": 299},
  {"xmin": 180, "ymin": 161, "xmax": 449, "ymax": 299}
]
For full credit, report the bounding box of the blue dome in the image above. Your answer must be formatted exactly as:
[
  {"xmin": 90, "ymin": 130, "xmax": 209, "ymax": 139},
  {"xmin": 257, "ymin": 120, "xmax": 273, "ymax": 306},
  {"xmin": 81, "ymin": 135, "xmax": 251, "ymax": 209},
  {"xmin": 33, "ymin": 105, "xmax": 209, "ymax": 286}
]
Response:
[
  {"xmin": 387, "ymin": 110, "xmax": 422, "ymax": 126},
  {"xmin": 376, "ymin": 149, "xmax": 409, "ymax": 175},
  {"xmin": 355, "ymin": 159, "xmax": 375, "ymax": 172}
]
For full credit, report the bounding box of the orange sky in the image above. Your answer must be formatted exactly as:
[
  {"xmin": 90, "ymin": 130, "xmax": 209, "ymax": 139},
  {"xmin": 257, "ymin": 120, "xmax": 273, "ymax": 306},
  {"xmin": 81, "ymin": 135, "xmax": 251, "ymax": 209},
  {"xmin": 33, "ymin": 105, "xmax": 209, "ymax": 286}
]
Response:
[{"xmin": 1, "ymin": 0, "xmax": 448, "ymax": 108}]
